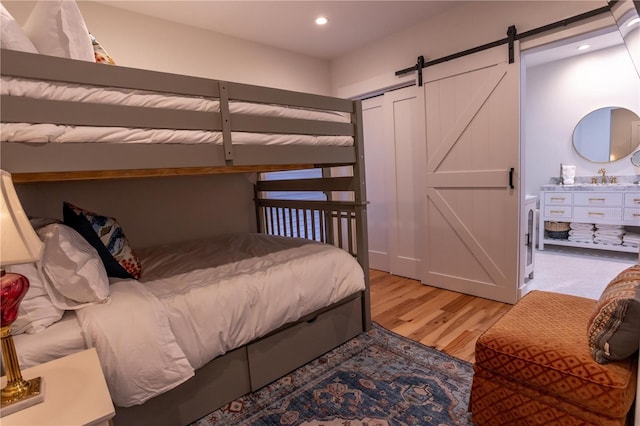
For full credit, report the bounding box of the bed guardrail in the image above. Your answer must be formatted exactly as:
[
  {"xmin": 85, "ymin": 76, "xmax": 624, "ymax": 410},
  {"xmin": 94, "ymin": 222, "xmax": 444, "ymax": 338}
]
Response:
[
  {"xmin": 256, "ymin": 198, "xmax": 361, "ymax": 256},
  {"xmin": 254, "ymin": 176, "xmax": 366, "ymax": 258},
  {"xmin": 1, "ymin": 49, "xmax": 359, "ymax": 179}
]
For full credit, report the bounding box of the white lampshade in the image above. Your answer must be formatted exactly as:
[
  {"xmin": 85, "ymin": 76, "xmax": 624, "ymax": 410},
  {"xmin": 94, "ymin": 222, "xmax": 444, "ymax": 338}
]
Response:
[{"xmin": 0, "ymin": 170, "xmax": 43, "ymax": 267}]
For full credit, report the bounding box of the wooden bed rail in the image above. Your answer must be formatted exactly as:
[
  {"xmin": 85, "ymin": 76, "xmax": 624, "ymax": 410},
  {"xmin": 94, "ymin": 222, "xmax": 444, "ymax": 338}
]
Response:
[
  {"xmin": 255, "ymin": 198, "xmax": 365, "ymax": 257},
  {"xmin": 9, "ymin": 164, "xmax": 318, "ymax": 183},
  {"xmin": 255, "ymin": 173, "xmax": 368, "ymax": 256}
]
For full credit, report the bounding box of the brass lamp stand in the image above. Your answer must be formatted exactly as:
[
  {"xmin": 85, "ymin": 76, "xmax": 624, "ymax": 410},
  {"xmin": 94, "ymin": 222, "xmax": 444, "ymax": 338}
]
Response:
[
  {"xmin": 1, "ymin": 326, "xmax": 42, "ymax": 406},
  {"xmin": 1, "ymin": 269, "xmax": 43, "ymax": 416}
]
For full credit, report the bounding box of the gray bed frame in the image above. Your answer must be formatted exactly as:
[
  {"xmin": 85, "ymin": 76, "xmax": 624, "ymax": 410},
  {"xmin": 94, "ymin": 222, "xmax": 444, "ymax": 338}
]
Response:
[{"xmin": 0, "ymin": 49, "xmax": 371, "ymax": 426}]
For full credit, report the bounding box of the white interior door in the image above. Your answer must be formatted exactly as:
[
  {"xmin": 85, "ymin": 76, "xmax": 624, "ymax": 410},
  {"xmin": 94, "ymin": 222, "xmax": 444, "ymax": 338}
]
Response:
[
  {"xmin": 422, "ymin": 45, "xmax": 520, "ymax": 304},
  {"xmin": 384, "ymin": 86, "xmax": 426, "ymax": 280},
  {"xmin": 362, "ymin": 96, "xmax": 389, "ymax": 271},
  {"xmin": 362, "ymin": 86, "xmax": 426, "ymax": 279}
]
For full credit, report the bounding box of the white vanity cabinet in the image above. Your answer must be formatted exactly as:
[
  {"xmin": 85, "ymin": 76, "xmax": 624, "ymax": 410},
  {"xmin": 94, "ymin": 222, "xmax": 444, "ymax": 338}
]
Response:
[
  {"xmin": 538, "ymin": 185, "xmax": 640, "ymax": 253},
  {"xmin": 624, "ymin": 193, "xmax": 640, "ymax": 222}
]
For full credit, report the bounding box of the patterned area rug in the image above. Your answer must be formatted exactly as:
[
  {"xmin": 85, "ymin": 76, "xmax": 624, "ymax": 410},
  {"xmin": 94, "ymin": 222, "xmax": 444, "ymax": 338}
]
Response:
[{"xmin": 192, "ymin": 322, "xmax": 473, "ymax": 425}]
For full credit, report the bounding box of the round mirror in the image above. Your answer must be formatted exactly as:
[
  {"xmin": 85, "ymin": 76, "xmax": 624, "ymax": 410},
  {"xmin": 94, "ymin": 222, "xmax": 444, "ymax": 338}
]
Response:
[{"xmin": 572, "ymin": 107, "xmax": 640, "ymax": 162}]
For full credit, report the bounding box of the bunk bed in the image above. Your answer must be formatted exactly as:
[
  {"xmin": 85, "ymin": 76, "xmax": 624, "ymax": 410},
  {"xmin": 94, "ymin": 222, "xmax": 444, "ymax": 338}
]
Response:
[{"xmin": 0, "ymin": 48, "xmax": 371, "ymax": 426}]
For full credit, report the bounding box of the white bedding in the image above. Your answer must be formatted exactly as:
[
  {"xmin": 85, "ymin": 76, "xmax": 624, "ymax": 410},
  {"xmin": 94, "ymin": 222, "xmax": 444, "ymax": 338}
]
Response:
[
  {"xmin": 12, "ymin": 311, "xmax": 85, "ymax": 370},
  {"xmin": 1, "ymin": 77, "xmax": 351, "ymax": 123},
  {"xmin": 73, "ymin": 234, "xmax": 364, "ymax": 407},
  {"xmin": 1, "ymin": 123, "xmax": 353, "ymax": 146},
  {"xmin": 0, "ymin": 76, "xmax": 354, "ymax": 146}
]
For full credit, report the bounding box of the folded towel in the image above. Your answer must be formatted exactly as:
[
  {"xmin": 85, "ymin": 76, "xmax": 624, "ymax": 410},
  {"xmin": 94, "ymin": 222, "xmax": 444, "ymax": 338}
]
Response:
[
  {"xmin": 568, "ymin": 236, "xmax": 594, "ymax": 243},
  {"xmin": 570, "ymin": 223, "xmax": 594, "ymax": 230},
  {"xmin": 594, "ymin": 237, "xmax": 623, "ymax": 245},
  {"xmin": 595, "ymin": 224, "xmax": 624, "ymax": 230},
  {"xmin": 569, "ymin": 230, "xmax": 595, "ymax": 237},
  {"xmin": 595, "ymin": 230, "xmax": 625, "ymax": 237}
]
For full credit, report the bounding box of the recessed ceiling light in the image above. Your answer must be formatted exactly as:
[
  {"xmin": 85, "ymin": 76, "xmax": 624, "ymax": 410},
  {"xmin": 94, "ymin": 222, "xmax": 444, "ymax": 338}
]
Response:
[
  {"xmin": 577, "ymin": 44, "xmax": 590, "ymax": 51},
  {"xmin": 315, "ymin": 16, "xmax": 328, "ymax": 26},
  {"xmin": 628, "ymin": 17, "xmax": 640, "ymax": 27}
]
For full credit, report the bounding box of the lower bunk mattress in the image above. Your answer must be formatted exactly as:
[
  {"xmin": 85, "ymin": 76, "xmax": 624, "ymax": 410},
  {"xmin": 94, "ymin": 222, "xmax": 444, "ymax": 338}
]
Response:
[{"xmin": 11, "ymin": 233, "xmax": 366, "ymax": 408}]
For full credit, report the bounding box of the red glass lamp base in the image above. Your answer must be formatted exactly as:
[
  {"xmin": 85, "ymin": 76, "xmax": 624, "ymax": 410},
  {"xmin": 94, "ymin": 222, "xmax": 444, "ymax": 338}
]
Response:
[{"xmin": 0, "ymin": 270, "xmax": 44, "ymax": 416}]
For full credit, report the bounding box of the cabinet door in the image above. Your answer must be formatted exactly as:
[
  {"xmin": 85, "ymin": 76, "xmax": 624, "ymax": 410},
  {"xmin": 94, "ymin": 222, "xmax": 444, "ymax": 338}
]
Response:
[{"xmin": 422, "ymin": 45, "xmax": 520, "ymax": 304}]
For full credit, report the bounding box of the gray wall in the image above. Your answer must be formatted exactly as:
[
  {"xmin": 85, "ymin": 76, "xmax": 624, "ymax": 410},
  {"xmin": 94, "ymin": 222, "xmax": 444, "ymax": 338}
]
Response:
[{"xmin": 16, "ymin": 175, "xmax": 257, "ymax": 248}]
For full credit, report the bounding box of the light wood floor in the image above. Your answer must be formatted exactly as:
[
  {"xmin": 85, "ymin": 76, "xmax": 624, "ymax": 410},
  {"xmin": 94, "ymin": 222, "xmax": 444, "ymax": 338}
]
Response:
[{"xmin": 369, "ymin": 269, "xmax": 512, "ymax": 363}]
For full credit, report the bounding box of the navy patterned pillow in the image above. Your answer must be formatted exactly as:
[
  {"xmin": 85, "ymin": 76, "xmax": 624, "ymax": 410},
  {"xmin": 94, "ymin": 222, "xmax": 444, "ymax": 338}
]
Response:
[{"xmin": 63, "ymin": 202, "xmax": 142, "ymax": 280}]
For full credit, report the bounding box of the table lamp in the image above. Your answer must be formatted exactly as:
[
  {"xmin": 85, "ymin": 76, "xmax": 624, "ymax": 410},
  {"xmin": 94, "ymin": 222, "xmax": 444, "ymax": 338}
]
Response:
[{"xmin": 0, "ymin": 170, "xmax": 44, "ymax": 416}]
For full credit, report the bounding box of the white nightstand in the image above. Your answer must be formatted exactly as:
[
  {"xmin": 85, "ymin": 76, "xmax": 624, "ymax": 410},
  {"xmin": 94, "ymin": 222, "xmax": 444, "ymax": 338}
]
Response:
[{"xmin": 1, "ymin": 348, "xmax": 115, "ymax": 425}]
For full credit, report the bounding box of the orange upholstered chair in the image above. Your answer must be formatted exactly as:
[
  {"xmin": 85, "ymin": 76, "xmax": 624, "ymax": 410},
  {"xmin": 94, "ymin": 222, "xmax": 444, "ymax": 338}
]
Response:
[{"xmin": 470, "ymin": 265, "xmax": 639, "ymax": 425}]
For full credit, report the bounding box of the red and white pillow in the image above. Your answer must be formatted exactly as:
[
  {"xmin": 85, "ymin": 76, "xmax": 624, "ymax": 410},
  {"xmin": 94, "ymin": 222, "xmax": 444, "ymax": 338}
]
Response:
[{"xmin": 63, "ymin": 202, "xmax": 142, "ymax": 280}]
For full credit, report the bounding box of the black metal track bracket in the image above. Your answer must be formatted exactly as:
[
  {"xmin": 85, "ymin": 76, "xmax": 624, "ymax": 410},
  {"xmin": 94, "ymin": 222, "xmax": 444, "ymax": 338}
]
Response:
[
  {"xmin": 417, "ymin": 55, "xmax": 425, "ymax": 86},
  {"xmin": 507, "ymin": 25, "xmax": 517, "ymax": 64}
]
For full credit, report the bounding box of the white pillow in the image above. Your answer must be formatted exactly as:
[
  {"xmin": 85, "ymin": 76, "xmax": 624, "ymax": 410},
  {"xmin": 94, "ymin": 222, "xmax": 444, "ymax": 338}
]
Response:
[
  {"xmin": 0, "ymin": 4, "xmax": 38, "ymax": 53},
  {"xmin": 4, "ymin": 263, "xmax": 63, "ymax": 335},
  {"xmin": 37, "ymin": 223, "xmax": 110, "ymax": 309},
  {"xmin": 22, "ymin": 0, "xmax": 94, "ymax": 61}
]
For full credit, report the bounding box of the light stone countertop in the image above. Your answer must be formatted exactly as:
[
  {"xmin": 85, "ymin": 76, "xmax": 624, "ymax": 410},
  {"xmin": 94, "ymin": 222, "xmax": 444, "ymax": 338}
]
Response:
[
  {"xmin": 540, "ymin": 184, "xmax": 640, "ymax": 192},
  {"xmin": 542, "ymin": 175, "xmax": 640, "ymax": 192}
]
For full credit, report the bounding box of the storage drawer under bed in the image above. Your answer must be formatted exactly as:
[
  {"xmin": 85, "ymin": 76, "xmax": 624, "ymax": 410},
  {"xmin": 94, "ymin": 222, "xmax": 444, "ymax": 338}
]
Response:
[
  {"xmin": 114, "ymin": 346, "xmax": 251, "ymax": 426},
  {"xmin": 247, "ymin": 294, "xmax": 363, "ymax": 391}
]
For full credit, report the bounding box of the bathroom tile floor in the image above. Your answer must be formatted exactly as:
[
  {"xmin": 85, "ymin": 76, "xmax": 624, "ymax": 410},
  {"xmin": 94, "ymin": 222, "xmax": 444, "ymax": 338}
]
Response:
[{"xmin": 525, "ymin": 246, "xmax": 638, "ymax": 300}]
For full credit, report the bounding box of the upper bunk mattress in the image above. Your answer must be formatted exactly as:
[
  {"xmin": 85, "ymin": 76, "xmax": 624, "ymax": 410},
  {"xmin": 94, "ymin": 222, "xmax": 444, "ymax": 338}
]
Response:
[{"xmin": 0, "ymin": 77, "xmax": 354, "ymax": 146}]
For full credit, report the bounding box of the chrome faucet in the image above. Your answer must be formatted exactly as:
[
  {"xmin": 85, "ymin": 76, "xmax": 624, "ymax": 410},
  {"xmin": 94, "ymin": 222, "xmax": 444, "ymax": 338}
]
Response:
[{"xmin": 598, "ymin": 168, "xmax": 606, "ymax": 184}]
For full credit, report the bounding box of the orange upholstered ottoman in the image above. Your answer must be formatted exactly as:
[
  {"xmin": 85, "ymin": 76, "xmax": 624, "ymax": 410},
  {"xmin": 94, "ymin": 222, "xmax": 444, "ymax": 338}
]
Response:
[{"xmin": 470, "ymin": 290, "xmax": 637, "ymax": 425}]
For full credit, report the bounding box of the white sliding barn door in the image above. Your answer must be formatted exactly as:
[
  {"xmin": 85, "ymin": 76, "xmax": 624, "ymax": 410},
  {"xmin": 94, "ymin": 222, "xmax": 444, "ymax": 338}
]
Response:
[
  {"xmin": 362, "ymin": 86, "xmax": 426, "ymax": 279},
  {"xmin": 422, "ymin": 45, "xmax": 520, "ymax": 304}
]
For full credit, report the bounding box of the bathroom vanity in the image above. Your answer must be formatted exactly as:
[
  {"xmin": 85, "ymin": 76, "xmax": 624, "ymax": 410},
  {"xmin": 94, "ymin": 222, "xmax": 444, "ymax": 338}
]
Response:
[{"xmin": 538, "ymin": 184, "xmax": 640, "ymax": 253}]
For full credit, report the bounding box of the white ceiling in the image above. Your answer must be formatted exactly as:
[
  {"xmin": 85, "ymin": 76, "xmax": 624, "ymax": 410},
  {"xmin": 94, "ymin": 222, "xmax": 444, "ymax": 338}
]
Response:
[
  {"xmin": 91, "ymin": 1, "xmax": 462, "ymax": 60},
  {"xmin": 523, "ymin": 26, "xmax": 623, "ymax": 67},
  {"xmin": 92, "ymin": 0, "xmax": 628, "ymax": 66}
]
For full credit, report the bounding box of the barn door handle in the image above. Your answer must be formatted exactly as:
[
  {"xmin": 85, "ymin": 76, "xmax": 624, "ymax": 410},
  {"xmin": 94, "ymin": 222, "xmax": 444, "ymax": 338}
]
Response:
[{"xmin": 508, "ymin": 167, "xmax": 514, "ymax": 189}]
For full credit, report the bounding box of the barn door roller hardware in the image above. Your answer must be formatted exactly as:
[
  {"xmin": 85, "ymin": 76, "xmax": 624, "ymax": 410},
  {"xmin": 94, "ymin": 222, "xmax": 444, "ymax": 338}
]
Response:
[{"xmin": 396, "ymin": 3, "xmax": 613, "ymax": 86}]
